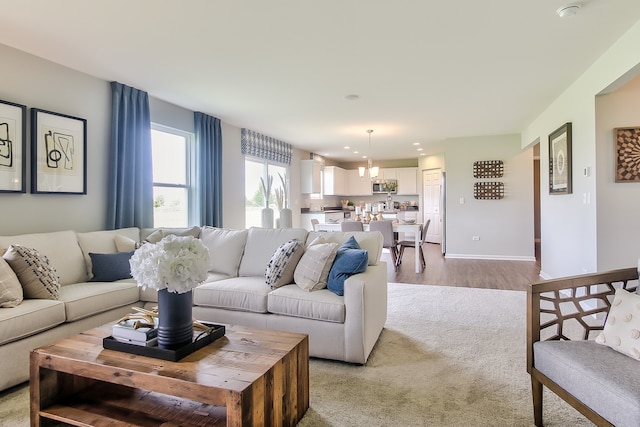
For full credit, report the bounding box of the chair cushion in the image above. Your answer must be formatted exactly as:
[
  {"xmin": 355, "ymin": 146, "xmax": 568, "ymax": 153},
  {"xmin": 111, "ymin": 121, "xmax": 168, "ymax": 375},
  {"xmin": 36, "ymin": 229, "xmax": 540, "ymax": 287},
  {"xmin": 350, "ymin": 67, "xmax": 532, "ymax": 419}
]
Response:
[
  {"xmin": 0, "ymin": 256, "xmax": 23, "ymax": 307},
  {"xmin": 0, "ymin": 299, "xmax": 65, "ymax": 345},
  {"xmin": 193, "ymin": 277, "xmax": 270, "ymax": 313},
  {"xmin": 3, "ymin": 245, "xmax": 60, "ymax": 300},
  {"xmin": 268, "ymin": 285, "xmax": 345, "ymax": 323},
  {"xmin": 199, "ymin": 227, "xmax": 248, "ymax": 277},
  {"xmin": 534, "ymin": 340, "xmax": 640, "ymax": 427},
  {"xmin": 58, "ymin": 280, "xmax": 139, "ymax": 322}
]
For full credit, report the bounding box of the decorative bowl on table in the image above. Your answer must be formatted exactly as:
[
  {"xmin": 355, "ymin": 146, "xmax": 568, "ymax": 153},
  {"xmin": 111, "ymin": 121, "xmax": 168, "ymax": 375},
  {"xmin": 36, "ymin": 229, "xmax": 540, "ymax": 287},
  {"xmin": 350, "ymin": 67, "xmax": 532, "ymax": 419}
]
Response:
[
  {"xmin": 402, "ymin": 219, "xmax": 416, "ymax": 224},
  {"xmin": 326, "ymin": 218, "xmax": 339, "ymax": 224}
]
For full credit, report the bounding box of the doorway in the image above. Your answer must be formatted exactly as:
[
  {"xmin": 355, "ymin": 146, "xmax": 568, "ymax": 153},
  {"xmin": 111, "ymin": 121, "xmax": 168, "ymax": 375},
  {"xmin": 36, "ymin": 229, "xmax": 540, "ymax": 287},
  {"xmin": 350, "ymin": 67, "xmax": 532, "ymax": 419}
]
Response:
[{"xmin": 422, "ymin": 168, "xmax": 443, "ymax": 245}]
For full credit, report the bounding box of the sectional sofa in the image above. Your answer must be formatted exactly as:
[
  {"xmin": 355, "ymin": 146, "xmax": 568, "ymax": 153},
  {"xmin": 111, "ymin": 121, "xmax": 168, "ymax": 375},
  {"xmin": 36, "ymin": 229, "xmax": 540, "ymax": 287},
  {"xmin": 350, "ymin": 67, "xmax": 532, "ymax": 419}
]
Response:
[{"xmin": 0, "ymin": 226, "xmax": 387, "ymax": 392}]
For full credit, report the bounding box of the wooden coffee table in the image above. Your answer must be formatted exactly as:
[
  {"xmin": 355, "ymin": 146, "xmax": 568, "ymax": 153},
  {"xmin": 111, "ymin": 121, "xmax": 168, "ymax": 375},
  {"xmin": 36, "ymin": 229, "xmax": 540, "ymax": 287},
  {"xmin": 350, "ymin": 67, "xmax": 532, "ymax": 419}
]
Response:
[{"xmin": 30, "ymin": 324, "xmax": 309, "ymax": 426}]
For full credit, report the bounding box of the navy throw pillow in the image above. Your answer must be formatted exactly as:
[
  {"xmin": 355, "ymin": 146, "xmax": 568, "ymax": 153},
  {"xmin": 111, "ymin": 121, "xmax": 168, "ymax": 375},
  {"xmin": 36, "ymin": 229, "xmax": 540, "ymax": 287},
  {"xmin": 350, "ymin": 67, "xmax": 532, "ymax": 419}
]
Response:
[
  {"xmin": 89, "ymin": 251, "xmax": 134, "ymax": 282},
  {"xmin": 328, "ymin": 237, "xmax": 368, "ymax": 296}
]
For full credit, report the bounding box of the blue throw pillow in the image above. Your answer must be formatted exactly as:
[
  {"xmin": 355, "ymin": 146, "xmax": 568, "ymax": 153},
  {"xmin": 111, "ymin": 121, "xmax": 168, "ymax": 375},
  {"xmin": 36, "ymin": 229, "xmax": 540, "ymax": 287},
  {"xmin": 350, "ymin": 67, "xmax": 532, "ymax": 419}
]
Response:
[
  {"xmin": 328, "ymin": 237, "xmax": 368, "ymax": 296},
  {"xmin": 89, "ymin": 251, "xmax": 134, "ymax": 282}
]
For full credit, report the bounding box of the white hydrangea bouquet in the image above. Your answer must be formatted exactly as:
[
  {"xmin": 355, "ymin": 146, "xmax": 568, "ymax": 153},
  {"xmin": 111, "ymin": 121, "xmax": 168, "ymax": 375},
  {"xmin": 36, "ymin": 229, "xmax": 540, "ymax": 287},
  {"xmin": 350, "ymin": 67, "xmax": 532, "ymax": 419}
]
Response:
[{"xmin": 129, "ymin": 234, "xmax": 210, "ymax": 294}]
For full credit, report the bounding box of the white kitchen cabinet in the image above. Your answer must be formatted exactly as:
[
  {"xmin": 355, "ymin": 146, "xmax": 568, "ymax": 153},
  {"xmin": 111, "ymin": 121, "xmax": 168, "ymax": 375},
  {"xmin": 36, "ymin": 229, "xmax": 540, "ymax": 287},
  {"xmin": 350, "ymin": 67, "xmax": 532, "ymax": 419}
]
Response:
[
  {"xmin": 301, "ymin": 159, "xmax": 322, "ymax": 194},
  {"xmin": 323, "ymin": 166, "xmax": 347, "ymax": 196},
  {"xmin": 396, "ymin": 167, "xmax": 418, "ymax": 195},
  {"xmin": 346, "ymin": 169, "xmax": 372, "ymax": 196},
  {"xmin": 380, "ymin": 168, "xmax": 397, "ymax": 180}
]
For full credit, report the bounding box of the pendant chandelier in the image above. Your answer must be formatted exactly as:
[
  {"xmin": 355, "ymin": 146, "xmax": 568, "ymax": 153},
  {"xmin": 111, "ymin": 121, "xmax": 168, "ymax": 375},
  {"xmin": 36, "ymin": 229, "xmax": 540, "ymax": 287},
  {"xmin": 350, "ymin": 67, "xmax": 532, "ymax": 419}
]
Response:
[{"xmin": 358, "ymin": 129, "xmax": 379, "ymax": 179}]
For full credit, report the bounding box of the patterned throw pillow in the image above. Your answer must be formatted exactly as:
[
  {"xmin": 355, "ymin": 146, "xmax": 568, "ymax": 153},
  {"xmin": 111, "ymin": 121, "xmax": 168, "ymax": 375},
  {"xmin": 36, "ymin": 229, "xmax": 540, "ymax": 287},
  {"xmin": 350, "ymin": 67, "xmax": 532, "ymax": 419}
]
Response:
[
  {"xmin": 0, "ymin": 256, "xmax": 23, "ymax": 307},
  {"xmin": 2, "ymin": 245, "xmax": 60, "ymax": 300},
  {"xmin": 595, "ymin": 288, "xmax": 640, "ymax": 360},
  {"xmin": 294, "ymin": 236, "xmax": 339, "ymax": 291},
  {"xmin": 265, "ymin": 240, "xmax": 304, "ymax": 289}
]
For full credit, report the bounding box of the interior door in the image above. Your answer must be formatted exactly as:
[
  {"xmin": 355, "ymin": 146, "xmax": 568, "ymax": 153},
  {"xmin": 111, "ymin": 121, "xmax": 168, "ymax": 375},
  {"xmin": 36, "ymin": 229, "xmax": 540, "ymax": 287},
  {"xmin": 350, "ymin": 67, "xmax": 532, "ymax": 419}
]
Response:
[{"xmin": 422, "ymin": 168, "xmax": 442, "ymax": 244}]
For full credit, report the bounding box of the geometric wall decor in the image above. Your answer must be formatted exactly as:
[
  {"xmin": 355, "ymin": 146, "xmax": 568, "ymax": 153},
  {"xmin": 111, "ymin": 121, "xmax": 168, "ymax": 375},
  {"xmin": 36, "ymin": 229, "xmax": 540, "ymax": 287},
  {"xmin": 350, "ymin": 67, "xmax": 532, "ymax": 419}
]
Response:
[
  {"xmin": 614, "ymin": 127, "xmax": 640, "ymax": 182},
  {"xmin": 473, "ymin": 160, "xmax": 504, "ymax": 178},
  {"xmin": 473, "ymin": 181, "xmax": 505, "ymax": 200}
]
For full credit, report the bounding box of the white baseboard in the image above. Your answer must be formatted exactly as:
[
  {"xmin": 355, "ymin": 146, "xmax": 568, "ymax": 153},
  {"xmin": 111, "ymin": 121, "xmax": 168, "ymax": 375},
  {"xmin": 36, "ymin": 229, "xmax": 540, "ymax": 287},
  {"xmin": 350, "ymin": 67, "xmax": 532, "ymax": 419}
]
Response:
[{"xmin": 444, "ymin": 253, "xmax": 537, "ymax": 262}]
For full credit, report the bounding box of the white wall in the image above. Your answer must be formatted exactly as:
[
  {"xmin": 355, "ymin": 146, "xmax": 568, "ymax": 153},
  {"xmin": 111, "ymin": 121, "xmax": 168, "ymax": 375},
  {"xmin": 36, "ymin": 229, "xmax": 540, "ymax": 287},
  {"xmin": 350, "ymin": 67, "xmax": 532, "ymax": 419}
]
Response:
[
  {"xmin": 443, "ymin": 135, "xmax": 534, "ymax": 260},
  {"xmin": 522, "ymin": 19, "xmax": 640, "ymax": 278},
  {"xmin": 595, "ymin": 74, "xmax": 640, "ymax": 270}
]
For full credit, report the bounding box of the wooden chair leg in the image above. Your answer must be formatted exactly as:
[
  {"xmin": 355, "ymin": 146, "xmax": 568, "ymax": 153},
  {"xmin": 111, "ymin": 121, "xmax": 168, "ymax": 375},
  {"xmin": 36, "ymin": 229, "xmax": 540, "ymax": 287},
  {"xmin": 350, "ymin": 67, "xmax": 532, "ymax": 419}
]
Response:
[
  {"xmin": 532, "ymin": 377, "xmax": 543, "ymax": 427},
  {"xmin": 419, "ymin": 247, "xmax": 426, "ymax": 268},
  {"xmin": 398, "ymin": 245, "xmax": 405, "ymax": 265}
]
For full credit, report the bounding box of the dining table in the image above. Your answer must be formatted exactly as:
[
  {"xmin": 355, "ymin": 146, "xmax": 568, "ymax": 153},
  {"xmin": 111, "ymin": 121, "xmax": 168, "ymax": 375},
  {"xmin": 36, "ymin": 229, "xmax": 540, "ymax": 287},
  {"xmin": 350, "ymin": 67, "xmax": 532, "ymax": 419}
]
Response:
[{"xmin": 314, "ymin": 221, "xmax": 424, "ymax": 273}]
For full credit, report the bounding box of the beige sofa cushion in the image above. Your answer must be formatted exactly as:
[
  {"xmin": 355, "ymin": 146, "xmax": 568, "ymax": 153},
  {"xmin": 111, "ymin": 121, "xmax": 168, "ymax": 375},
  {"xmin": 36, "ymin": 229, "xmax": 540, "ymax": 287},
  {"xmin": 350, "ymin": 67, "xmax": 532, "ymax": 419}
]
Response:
[
  {"xmin": 193, "ymin": 277, "xmax": 271, "ymax": 313},
  {"xmin": 0, "ymin": 230, "xmax": 86, "ymax": 285},
  {"xmin": 306, "ymin": 231, "xmax": 383, "ymax": 266},
  {"xmin": 238, "ymin": 228, "xmax": 308, "ymax": 277},
  {"xmin": 140, "ymin": 226, "xmax": 201, "ymax": 243},
  {"xmin": 268, "ymin": 285, "xmax": 345, "ymax": 323},
  {"xmin": 199, "ymin": 227, "xmax": 248, "ymax": 277},
  {"xmin": 58, "ymin": 280, "xmax": 139, "ymax": 322},
  {"xmin": 0, "ymin": 257, "xmax": 23, "ymax": 307},
  {"xmin": 76, "ymin": 227, "xmax": 140, "ymax": 279},
  {"xmin": 0, "ymin": 299, "xmax": 65, "ymax": 345}
]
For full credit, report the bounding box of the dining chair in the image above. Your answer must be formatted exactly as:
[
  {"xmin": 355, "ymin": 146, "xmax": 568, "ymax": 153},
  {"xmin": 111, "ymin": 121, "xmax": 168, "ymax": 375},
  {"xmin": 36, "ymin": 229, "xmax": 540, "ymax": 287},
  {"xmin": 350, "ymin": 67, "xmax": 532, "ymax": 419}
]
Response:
[
  {"xmin": 369, "ymin": 220, "xmax": 400, "ymax": 270},
  {"xmin": 340, "ymin": 221, "xmax": 364, "ymax": 232},
  {"xmin": 398, "ymin": 219, "xmax": 431, "ymax": 270},
  {"xmin": 310, "ymin": 218, "xmax": 319, "ymax": 231}
]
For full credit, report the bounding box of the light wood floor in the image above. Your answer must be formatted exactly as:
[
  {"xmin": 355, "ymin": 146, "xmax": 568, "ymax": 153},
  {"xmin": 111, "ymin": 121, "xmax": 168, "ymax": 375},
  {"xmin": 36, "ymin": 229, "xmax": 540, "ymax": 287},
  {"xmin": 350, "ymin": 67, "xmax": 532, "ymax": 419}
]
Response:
[{"xmin": 385, "ymin": 243, "xmax": 542, "ymax": 291}]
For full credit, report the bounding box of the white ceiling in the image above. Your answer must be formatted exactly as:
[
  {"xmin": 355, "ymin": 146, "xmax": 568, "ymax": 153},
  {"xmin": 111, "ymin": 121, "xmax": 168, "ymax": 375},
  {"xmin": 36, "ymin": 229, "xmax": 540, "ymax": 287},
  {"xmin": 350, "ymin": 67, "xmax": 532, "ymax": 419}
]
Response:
[{"xmin": 1, "ymin": 1, "xmax": 640, "ymax": 162}]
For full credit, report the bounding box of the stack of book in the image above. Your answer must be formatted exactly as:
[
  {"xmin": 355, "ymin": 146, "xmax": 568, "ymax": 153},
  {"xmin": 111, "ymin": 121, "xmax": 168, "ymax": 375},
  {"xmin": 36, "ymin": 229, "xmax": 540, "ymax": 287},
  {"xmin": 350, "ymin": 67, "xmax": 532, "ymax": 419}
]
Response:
[{"xmin": 112, "ymin": 320, "xmax": 158, "ymax": 347}]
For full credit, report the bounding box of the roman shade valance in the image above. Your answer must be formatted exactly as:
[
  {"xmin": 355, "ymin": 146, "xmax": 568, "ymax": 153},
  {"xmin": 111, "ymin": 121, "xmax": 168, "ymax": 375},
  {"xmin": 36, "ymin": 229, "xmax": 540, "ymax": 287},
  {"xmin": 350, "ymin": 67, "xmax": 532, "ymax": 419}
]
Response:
[{"xmin": 241, "ymin": 128, "xmax": 292, "ymax": 165}]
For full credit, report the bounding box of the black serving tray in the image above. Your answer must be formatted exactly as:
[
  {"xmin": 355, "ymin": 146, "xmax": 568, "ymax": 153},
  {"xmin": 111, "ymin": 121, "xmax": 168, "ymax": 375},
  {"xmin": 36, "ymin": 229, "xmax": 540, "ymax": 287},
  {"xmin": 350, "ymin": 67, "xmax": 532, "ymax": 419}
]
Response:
[{"xmin": 103, "ymin": 323, "xmax": 225, "ymax": 362}]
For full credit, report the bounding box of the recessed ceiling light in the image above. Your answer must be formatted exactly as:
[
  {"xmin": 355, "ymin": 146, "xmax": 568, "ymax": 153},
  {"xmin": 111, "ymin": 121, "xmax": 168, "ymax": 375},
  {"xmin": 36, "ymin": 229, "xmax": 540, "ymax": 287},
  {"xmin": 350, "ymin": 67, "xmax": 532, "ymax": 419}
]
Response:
[
  {"xmin": 557, "ymin": 4, "xmax": 580, "ymax": 18},
  {"xmin": 412, "ymin": 142, "xmax": 421, "ymax": 146},
  {"xmin": 344, "ymin": 94, "xmax": 360, "ymax": 101},
  {"xmin": 420, "ymin": 153, "xmax": 427, "ymax": 156},
  {"xmin": 417, "ymin": 148, "xmax": 423, "ymax": 151},
  {"xmin": 344, "ymin": 146, "xmax": 350, "ymax": 149},
  {"xmin": 353, "ymin": 150, "xmax": 359, "ymax": 154}
]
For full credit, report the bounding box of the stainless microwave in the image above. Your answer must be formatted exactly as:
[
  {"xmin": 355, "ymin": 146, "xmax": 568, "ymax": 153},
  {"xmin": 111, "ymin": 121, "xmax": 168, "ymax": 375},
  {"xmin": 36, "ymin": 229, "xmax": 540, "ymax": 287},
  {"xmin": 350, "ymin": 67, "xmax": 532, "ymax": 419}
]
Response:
[{"xmin": 372, "ymin": 179, "xmax": 397, "ymax": 194}]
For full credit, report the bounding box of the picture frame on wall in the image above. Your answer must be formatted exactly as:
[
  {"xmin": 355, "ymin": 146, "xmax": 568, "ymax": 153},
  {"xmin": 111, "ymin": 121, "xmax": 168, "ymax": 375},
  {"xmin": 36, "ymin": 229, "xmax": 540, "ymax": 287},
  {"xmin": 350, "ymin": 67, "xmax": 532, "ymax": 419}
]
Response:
[
  {"xmin": 31, "ymin": 108, "xmax": 87, "ymax": 194},
  {"xmin": 548, "ymin": 122, "xmax": 572, "ymax": 195},
  {"xmin": 0, "ymin": 99, "xmax": 27, "ymax": 193},
  {"xmin": 614, "ymin": 127, "xmax": 640, "ymax": 182}
]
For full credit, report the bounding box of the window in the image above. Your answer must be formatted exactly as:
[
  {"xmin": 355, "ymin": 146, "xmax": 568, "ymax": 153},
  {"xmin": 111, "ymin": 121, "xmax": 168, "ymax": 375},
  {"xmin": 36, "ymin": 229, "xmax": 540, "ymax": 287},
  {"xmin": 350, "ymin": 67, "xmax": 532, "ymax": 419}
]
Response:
[
  {"xmin": 151, "ymin": 125, "xmax": 194, "ymax": 227},
  {"xmin": 245, "ymin": 158, "xmax": 288, "ymax": 228}
]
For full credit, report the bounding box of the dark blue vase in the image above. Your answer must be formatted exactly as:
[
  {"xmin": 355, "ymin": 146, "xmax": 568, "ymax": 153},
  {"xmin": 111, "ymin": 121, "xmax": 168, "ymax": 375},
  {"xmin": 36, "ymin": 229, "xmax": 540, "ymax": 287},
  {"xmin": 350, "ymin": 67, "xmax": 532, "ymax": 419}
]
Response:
[{"xmin": 157, "ymin": 289, "xmax": 193, "ymax": 350}]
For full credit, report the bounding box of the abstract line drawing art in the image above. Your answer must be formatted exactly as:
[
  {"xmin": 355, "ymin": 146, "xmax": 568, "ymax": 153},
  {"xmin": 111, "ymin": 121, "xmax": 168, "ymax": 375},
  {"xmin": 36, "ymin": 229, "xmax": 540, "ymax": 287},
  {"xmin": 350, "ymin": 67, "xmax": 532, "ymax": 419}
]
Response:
[
  {"xmin": 0, "ymin": 100, "xmax": 26, "ymax": 193},
  {"xmin": 44, "ymin": 130, "xmax": 75, "ymax": 171},
  {"xmin": 31, "ymin": 108, "xmax": 86, "ymax": 194},
  {"xmin": 0, "ymin": 122, "xmax": 13, "ymax": 168}
]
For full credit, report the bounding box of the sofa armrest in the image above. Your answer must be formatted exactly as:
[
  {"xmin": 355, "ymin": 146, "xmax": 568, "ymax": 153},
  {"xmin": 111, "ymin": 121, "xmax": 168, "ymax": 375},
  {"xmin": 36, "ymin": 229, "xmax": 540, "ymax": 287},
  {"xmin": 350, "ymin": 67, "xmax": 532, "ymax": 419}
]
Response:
[
  {"xmin": 343, "ymin": 262, "xmax": 388, "ymax": 364},
  {"xmin": 526, "ymin": 267, "xmax": 638, "ymax": 373}
]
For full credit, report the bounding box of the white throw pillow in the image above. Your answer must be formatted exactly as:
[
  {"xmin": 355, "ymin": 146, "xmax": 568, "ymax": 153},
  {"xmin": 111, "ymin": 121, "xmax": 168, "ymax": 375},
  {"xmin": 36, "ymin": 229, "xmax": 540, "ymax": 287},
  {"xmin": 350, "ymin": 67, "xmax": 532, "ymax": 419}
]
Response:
[
  {"xmin": 595, "ymin": 288, "xmax": 640, "ymax": 360},
  {"xmin": 265, "ymin": 240, "xmax": 304, "ymax": 289},
  {"xmin": 294, "ymin": 236, "xmax": 338, "ymax": 291}
]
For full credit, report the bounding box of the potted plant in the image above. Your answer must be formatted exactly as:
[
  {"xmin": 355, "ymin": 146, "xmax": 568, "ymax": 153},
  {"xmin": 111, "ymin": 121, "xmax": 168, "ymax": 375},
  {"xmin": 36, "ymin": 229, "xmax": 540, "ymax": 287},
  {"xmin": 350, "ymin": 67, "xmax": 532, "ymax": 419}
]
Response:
[
  {"xmin": 260, "ymin": 175, "xmax": 274, "ymax": 228},
  {"xmin": 277, "ymin": 172, "xmax": 292, "ymax": 228}
]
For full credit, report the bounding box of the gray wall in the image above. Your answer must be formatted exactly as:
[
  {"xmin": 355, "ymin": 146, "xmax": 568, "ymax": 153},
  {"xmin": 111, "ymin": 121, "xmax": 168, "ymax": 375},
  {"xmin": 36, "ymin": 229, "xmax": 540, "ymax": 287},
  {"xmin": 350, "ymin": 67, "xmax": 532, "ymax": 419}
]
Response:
[{"xmin": 442, "ymin": 134, "xmax": 534, "ymax": 260}]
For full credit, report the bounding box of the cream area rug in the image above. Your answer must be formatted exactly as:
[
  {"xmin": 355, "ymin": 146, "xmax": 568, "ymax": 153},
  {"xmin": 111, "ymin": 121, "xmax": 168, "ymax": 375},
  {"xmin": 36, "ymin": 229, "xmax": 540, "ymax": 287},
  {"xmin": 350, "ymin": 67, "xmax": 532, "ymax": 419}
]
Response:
[{"xmin": 0, "ymin": 284, "xmax": 591, "ymax": 426}]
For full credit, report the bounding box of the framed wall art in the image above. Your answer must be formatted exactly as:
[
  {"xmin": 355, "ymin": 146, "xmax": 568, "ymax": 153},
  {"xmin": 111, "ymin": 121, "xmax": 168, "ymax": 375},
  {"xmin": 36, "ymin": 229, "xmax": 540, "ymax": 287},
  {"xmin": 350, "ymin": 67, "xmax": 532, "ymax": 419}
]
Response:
[
  {"xmin": 614, "ymin": 127, "xmax": 640, "ymax": 182},
  {"xmin": 548, "ymin": 122, "xmax": 572, "ymax": 195},
  {"xmin": 0, "ymin": 99, "xmax": 27, "ymax": 193},
  {"xmin": 31, "ymin": 108, "xmax": 87, "ymax": 194}
]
